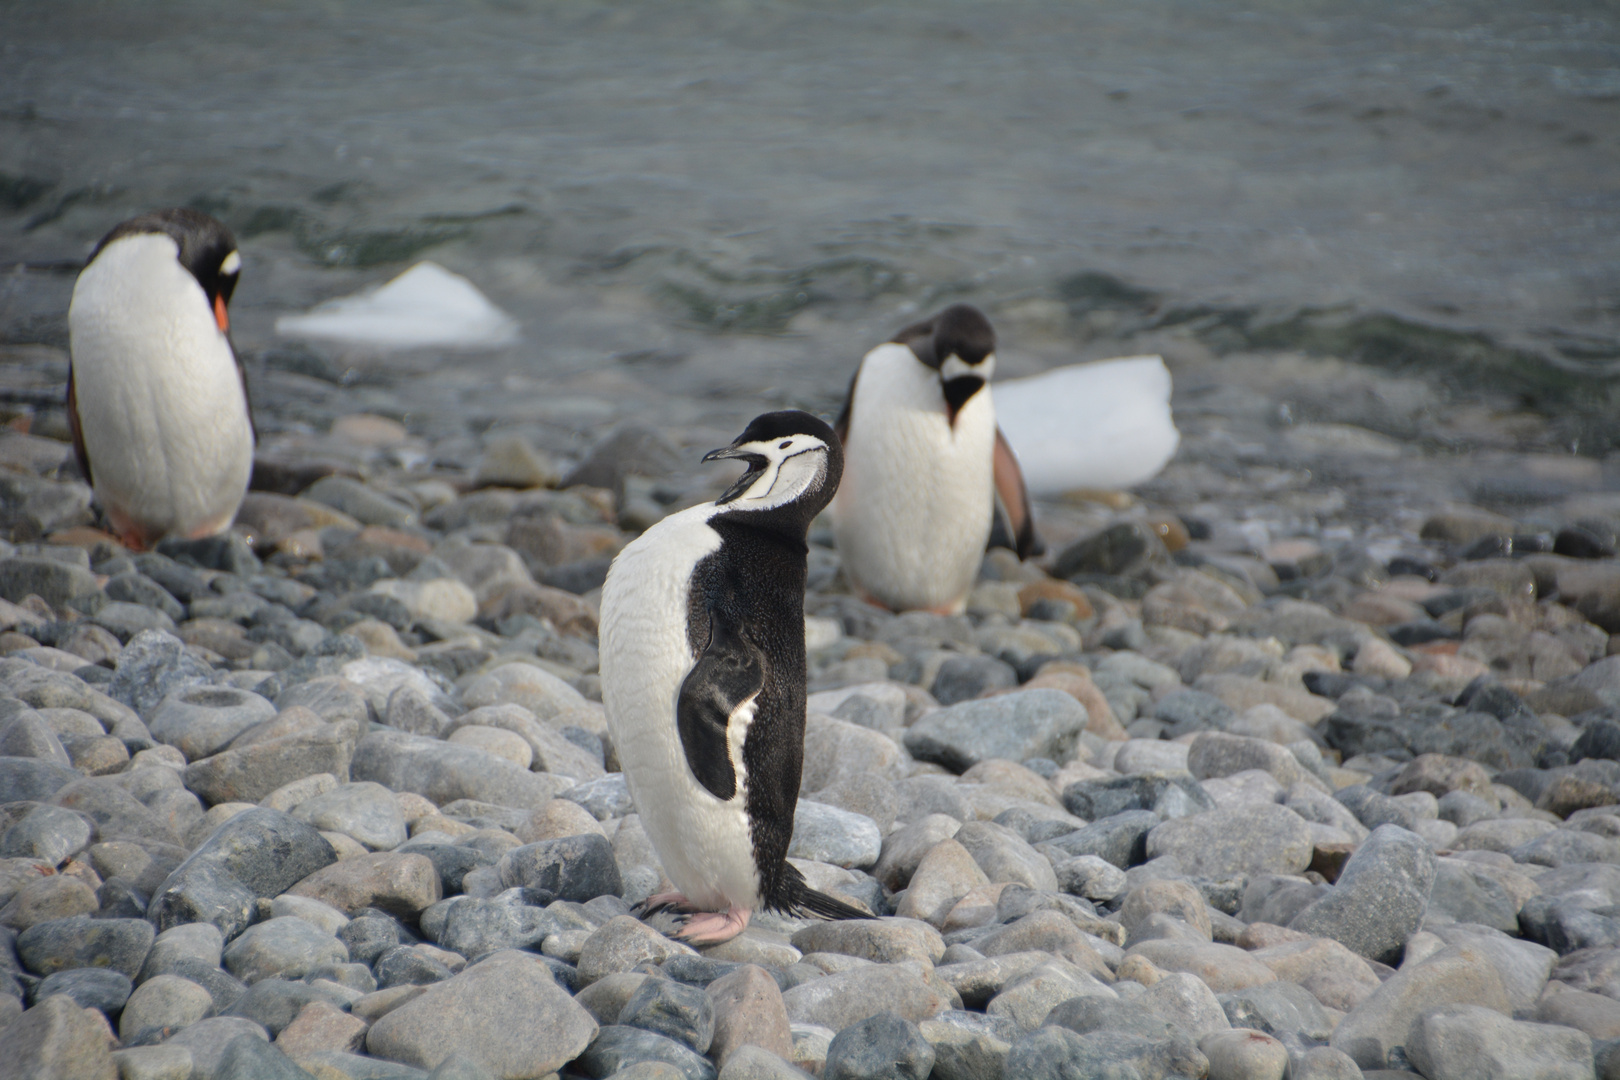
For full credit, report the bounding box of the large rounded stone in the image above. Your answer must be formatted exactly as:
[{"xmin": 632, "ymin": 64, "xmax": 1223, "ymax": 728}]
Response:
[
  {"xmin": 1145, "ymin": 804, "xmax": 1313, "ymax": 878},
  {"xmin": 147, "ymin": 686, "xmax": 276, "ymax": 761}
]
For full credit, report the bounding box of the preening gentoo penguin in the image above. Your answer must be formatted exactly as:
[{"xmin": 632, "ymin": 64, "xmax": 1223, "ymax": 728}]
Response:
[
  {"xmin": 599, "ymin": 410, "xmax": 869, "ymax": 944},
  {"xmin": 67, "ymin": 208, "xmax": 254, "ymax": 551},
  {"xmin": 831, "ymin": 303, "xmax": 1041, "ymax": 615}
]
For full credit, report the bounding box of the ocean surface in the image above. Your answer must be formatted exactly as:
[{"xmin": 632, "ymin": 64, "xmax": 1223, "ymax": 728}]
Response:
[{"xmin": 2, "ymin": 0, "xmax": 1618, "ymax": 434}]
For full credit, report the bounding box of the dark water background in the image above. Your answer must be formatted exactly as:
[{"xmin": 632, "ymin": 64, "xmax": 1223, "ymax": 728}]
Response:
[{"xmin": 2, "ymin": 0, "xmax": 1618, "ymax": 443}]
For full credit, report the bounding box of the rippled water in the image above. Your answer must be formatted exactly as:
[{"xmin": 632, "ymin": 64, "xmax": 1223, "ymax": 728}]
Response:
[{"xmin": 2, "ymin": 0, "xmax": 1618, "ymax": 428}]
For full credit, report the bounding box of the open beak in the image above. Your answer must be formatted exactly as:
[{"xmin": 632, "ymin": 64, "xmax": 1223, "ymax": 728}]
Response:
[{"xmin": 705, "ymin": 443, "xmax": 769, "ymax": 504}]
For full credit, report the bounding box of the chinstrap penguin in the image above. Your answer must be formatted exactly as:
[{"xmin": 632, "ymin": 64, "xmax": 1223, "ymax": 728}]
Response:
[
  {"xmin": 67, "ymin": 208, "xmax": 254, "ymax": 551},
  {"xmin": 831, "ymin": 303, "xmax": 1041, "ymax": 615},
  {"xmin": 599, "ymin": 410, "xmax": 870, "ymax": 944}
]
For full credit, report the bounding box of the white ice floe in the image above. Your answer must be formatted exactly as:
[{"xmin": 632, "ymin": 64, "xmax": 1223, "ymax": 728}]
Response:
[
  {"xmin": 275, "ymin": 261, "xmax": 519, "ymax": 348},
  {"xmin": 993, "ymin": 355, "xmax": 1179, "ymax": 495}
]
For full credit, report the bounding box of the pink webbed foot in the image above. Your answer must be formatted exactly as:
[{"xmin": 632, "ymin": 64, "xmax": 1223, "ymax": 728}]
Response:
[{"xmin": 672, "ymin": 906, "xmax": 752, "ymax": 945}]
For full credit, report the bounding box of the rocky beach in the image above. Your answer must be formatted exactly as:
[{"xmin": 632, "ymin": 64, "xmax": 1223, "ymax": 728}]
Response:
[{"xmin": 5, "ymin": 1, "xmax": 1620, "ymax": 1078}]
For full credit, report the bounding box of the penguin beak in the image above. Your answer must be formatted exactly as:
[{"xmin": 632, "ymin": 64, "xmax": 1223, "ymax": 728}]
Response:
[
  {"xmin": 213, "ymin": 295, "xmax": 230, "ymax": 334},
  {"xmin": 705, "ymin": 443, "xmax": 770, "ymax": 504}
]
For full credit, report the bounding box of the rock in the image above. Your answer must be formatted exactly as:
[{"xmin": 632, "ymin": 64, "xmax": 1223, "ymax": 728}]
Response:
[
  {"xmin": 1408, "ymin": 1002, "xmax": 1593, "ymax": 1080},
  {"xmin": 1537, "ymin": 986, "xmax": 1620, "ymax": 1039},
  {"xmin": 0, "ymin": 874, "xmax": 98, "ymax": 930},
  {"xmin": 0, "ymin": 804, "xmax": 92, "ymax": 865},
  {"xmin": 985, "ymin": 960, "xmax": 1116, "ymax": 1031},
  {"xmin": 1188, "ymin": 731, "xmax": 1318, "ymax": 789},
  {"xmin": 1053, "ymin": 855, "xmax": 1128, "ymax": 902},
  {"xmin": 1329, "ymin": 945, "xmax": 1513, "ymax": 1070},
  {"xmin": 1200, "ymin": 1029, "xmax": 1289, "ymax": 1080},
  {"xmin": 895, "ymin": 838, "xmax": 989, "ymax": 927},
  {"xmin": 160, "ymin": 1017, "xmax": 271, "ymax": 1077},
  {"xmin": 706, "ymin": 964, "xmax": 794, "ymax": 1069},
  {"xmin": 1040, "ymin": 810, "xmax": 1161, "ymax": 870},
  {"xmin": 147, "ymin": 686, "xmax": 277, "ymax": 761},
  {"xmin": 461, "ymin": 662, "xmax": 588, "ymax": 722},
  {"xmin": 573, "ymin": 1026, "xmax": 717, "ymax": 1080},
  {"xmin": 1145, "ymin": 804, "xmax": 1313, "ymax": 878},
  {"xmin": 183, "ymin": 729, "xmax": 357, "ymax": 806},
  {"xmin": 148, "ymin": 808, "xmax": 337, "ymax": 938},
  {"xmin": 953, "ymin": 822, "xmax": 1059, "ymax": 891},
  {"xmin": 436, "ymin": 896, "xmax": 552, "ymax": 960},
  {"xmin": 1428, "ymin": 858, "xmax": 1519, "ymax": 933},
  {"xmin": 790, "ymin": 919, "xmax": 943, "ymax": 967},
  {"xmin": 287, "ymin": 852, "xmax": 442, "ymax": 918},
  {"xmin": 290, "ymin": 782, "xmax": 408, "ymax": 852},
  {"xmin": 107, "ymin": 629, "xmax": 214, "ymax": 720},
  {"xmin": 780, "ymin": 965, "xmax": 950, "ymax": 1030},
  {"xmin": 1136, "ymin": 971, "xmax": 1235, "ymax": 1039},
  {"xmin": 1043, "ymin": 995, "xmax": 1183, "ymax": 1041},
  {"xmin": 16, "ymin": 915, "xmax": 153, "ymax": 978},
  {"xmin": 1218, "ymin": 982, "xmax": 1335, "ymax": 1042},
  {"xmin": 1126, "ymin": 939, "xmax": 1278, "ymax": 992},
  {"xmin": 716, "ymin": 1045, "xmax": 807, "ymax": 1080},
  {"xmin": 871, "ymin": 816, "xmax": 963, "ymax": 892},
  {"xmin": 1061, "ymin": 771, "xmax": 1215, "ymax": 822},
  {"xmin": 213, "ymin": 1034, "xmax": 320, "ymax": 1080},
  {"xmin": 32, "ymin": 967, "xmax": 133, "ymax": 1014},
  {"xmin": 0, "ymin": 557, "xmax": 100, "ymax": 610},
  {"xmin": 619, "ymin": 976, "xmax": 716, "ymax": 1054},
  {"xmin": 1002, "ymin": 1026, "xmax": 1207, "ymax": 1080},
  {"xmin": 119, "ymin": 973, "xmax": 213, "ymax": 1039},
  {"xmin": 350, "ymin": 730, "xmax": 568, "ymax": 811},
  {"xmin": 823, "ymin": 1012, "xmax": 934, "ymax": 1080},
  {"xmin": 108, "ymin": 1045, "xmax": 194, "ymax": 1080},
  {"xmin": 788, "ymin": 801, "xmax": 881, "ymax": 870},
  {"xmin": 0, "ymin": 710, "xmax": 71, "ymax": 767},
  {"xmin": 1248, "ymin": 936, "xmax": 1381, "ymax": 1012},
  {"xmin": 577, "ymin": 917, "xmax": 698, "ymax": 986},
  {"xmin": 374, "ymin": 944, "xmax": 455, "ymax": 989},
  {"xmin": 365, "ymin": 950, "xmax": 595, "ymax": 1074},
  {"xmin": 497, "ymin": 835, "xmax": 621, "ymax": 903},
  {"xmin": 223, "ymin": 917, "xmax": 349, "ymax": 984},
  {"xmin": 0, "ymin": 758, "xmax": 80, "ymax": 803},
  {"xmin": 902, "ymin": 689, "xmax": 1086, "ymax": 773},
  {"xmin": 0, "ymin": 994, "xmax": 117, "ymax": 1080},
  {"xmin": 138, "ymin": 922, "xmax": 224, "ymax": 980},
  {"xmin": 1288, "ymin": 824, "xmax": 1436, "ymax": 964}
]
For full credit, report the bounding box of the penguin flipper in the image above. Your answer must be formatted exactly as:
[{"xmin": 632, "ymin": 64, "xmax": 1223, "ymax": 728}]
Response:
[
  {"xmin": 65, "ymin": 366, "xmax": 92, "ymax": 487},
  {"xmin": 992, "ymin": 425, "xmax": 1043, "ymax": 559},
  {"xmin": 774, "ymin": 860, "xmax": 874, "ymax": 921},
  {"xmin": 676, "ymin": 614, "xmax": 766, "ymax": 802}
]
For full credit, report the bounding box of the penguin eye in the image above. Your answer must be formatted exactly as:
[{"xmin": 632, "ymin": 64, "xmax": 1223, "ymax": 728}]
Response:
[{"xmin": 779, "ymin": 440, "xmax": 792, "ymax": 449}]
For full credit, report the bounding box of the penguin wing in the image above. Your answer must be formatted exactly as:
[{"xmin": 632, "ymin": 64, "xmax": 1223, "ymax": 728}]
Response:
[
  {"xmin": 65, "ymin": 366, "xmax": 92, "ymax": 486},
  {"xmin": 676, "ymin": 612, "xmax": 766, "ymax": 802},
  {"xmin": 992, "ymin": 425, "xmax": 1044, "ymax": 559},
  {"xmin": 832, "ymin": 366, "xmax": 859, "ymax": 448}
]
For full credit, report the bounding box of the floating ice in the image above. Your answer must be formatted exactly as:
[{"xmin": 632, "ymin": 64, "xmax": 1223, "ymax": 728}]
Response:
[
  {"xmin": 994, "ymin": 355, "xmax": 1179, "ymax": 495},
  {"xmin": 275, "ymin": 261, "xmax": 519, "ymax": 348}
]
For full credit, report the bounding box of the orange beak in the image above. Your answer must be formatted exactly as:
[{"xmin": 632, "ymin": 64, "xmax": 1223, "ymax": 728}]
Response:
[{"xmin": 213, "ymin": 295, "xmax": 230, "ymax": 334}]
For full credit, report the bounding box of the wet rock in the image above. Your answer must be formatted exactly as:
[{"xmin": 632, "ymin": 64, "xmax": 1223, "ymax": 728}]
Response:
[{"xmin": 902, "ymin": 689, "xmax": 1086, "ymax": 774}]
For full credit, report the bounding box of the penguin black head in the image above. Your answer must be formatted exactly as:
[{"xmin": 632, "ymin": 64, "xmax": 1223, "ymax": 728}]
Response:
[
  {"xmin": 704, "ymin": 410, "xmax": 843, "ymax": 530},
  {"xmin": 892, "ymin": 303, "xmax": 996, "ymax": 424},
  {"xmin": 89, "ymin": 208, "xmax": 241, "ymax": 333}
]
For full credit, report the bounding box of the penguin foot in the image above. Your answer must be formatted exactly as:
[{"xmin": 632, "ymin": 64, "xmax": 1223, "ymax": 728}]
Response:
[
  {"xmin": 635, "ymin": 891, "xmax": 695, "ymax": 917},
  {"xmin": 672, "ymin": 906, "xmax": 751, "ymax": 945}
]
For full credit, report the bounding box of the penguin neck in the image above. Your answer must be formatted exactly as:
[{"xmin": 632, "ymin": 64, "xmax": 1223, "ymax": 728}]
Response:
[{"xmin": 711, "ymin": 504, "xmax": 814, "ymax": 550}]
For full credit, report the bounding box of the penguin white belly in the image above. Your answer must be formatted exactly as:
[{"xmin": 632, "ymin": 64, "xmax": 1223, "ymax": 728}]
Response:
[
  {"xmin": 832, "ymin": 345, "xmax": 996, "ymax": 613},
  {"xmin": 68, "ymin": 235, "xmax": 253, "ymax": 540},
  {"xmin": 600, "ymin": 504, "xmax": 763, "ymax": 912}
]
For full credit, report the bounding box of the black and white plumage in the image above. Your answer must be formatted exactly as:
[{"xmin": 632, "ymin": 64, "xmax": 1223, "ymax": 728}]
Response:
[
  {"xmin": 831, "ymin": 303, "xmax": 1041, "ymax": 614},
  {"xmin": 599, "ymin": 410, "xmax": 868, "ymax": 943},
  {"xmin": 67, "ymin": 208, "xmax": 253, "ymax": 551}
]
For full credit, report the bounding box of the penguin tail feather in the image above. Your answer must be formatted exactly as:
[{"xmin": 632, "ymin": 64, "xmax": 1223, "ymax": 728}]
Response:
[{"xmin": 774, "ymin": 863, "xmax": 873, "ymax": 921}]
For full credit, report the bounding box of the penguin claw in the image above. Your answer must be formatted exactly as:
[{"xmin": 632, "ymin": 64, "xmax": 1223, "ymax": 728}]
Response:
[
  {"xmin": 634, "ymin": 891, "xmax": 694, "ymax": 918},
  {"xmin": 671, "ymin": 906, "xmax": 751, "ymax": 946}
]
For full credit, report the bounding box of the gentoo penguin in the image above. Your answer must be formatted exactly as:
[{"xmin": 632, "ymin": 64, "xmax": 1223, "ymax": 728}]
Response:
[
  {"xmin": 67, "ymin": 208, "xmax": 254, "ymax": 551},
  {"xmin": 831, "ymin": 303, "xmax": 1041, "ymax": 614},
  {"xmin": 599, "ymin": 410, "xmax": 869, "ymax": 944}
]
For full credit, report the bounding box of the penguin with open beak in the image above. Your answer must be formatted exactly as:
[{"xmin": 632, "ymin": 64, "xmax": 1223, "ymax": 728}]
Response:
[
  {"xmin": 66, "ymin": 208, "xmax": 255, "ymax": 551},
  {"xmin": 831, "ymin": 303, "xmax": 1041, "ymax": 614},
  {"xmin": 599, "ymin": 410, "xmax": 871, "ymax": 944}
]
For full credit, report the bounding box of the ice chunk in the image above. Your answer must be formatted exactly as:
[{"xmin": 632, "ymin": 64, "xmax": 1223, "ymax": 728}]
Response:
[
  {"xmin": 275, "ymin": 261, "xmax": 518, "ymax": 348},
  {"xmin": 993, "ymin": 355, "xmax": 1179, "ymax": 495}
]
